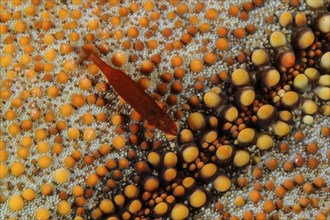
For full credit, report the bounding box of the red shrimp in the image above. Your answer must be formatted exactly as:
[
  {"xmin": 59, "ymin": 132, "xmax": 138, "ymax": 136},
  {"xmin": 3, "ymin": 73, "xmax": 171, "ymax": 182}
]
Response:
[{"xmin": 82, "ymin": 46, "xmax": 177, "ymax": 135}]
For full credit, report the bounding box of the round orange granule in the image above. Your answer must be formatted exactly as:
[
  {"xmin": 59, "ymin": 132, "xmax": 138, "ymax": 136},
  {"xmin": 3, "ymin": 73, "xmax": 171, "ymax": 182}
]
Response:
[
  {"xmin": 110, "ymin": 16, "xmax": 121, "ymax": 26},
  {"xmin": 11, "ymin": 161, "xmax": 25, "ymax": 177},
  {"xmin": 41, "ymin": 20, "xmax": 53, "ymax": 31},
  {"xmin": 190, "ymin": 59, "xmax": 204, "ymax": 73},
  {"xmin": 84, "ymin": 155, "xmax": 94, "ymax": 165},
  {"xmin": 198, "ymin": 23, "xmax": 210, "ymax": 33},
  {"xmin": 99, "ymin": 143, "xmax": 110, "ymax": 155},
  {"xmin": 71, "ymin": 149, "xmax": 82, "ymax": 161},
  {"xmin": 56, "ymin": 71, "xmax": 69, "ymax": 84},
  {"xmin": 19, "ymin": 54, "xmax": 32, "ymax": 65},
  {"xmin": 38, "ymin": 155, "xmax": 52, "ymax": 169},
  {"xmin": 37, "ymin": 141, "xmax": 49, "ymax": 153},
  {"xmin": 72, "ymin": 185, "xmax": 84, "ymax": 197},
  {"xmin": 54, "ymin": 168, "xmax": 70, "ymax": 184},
  {"xmin": 0, "ymin": 10, "xmax": 11, "ymax": 22},
  {"xmin": 228, "ymin": 5, "xmax": 240, "ymax": 17},
  {"xmin": 60, "ymin": 104, "xmax": 74, "ymax": 117},
  {"xmin": 189, "ymin": 15, "xmax": 199, "ymax": 25},
  {"xmin": 8, "ymin": 195, "xmax": 24, "ymax": 211},
  {"xmin": 280, "ymin": 52, "xmax": 295, "ymax": 68},
  {"xmin": 96, "ymin": 165, "xmax": 108, "ymax": 177},
  {"xmin": 35, "ymin": 208, "xmax": 50, "ymax": 220},
  {"xmin": 86, "ymin": 94, "xmax": 96, "ymax": 105},
  {"xmin": 56, "ymin": 121, "xmax": 67, "ymax": 131},
  {"xmin": 86, "ymin": 173, "xmax": 99, "ymax": 187},
  {"xmin": 63, "ymin": 59, "xmax": 76, "ymax": 72},
  {"xmin": 47, "ymin": 85, "xmax": 60, "ymax": 98},
  {"xmin": 78, "ymin": 78, "xmax": 92, "ymax": 90},
  {"xmin": 321, "ymin": 126, "xmax": 330, "ymax": 137},
  {"xmin": 143, "ymin": 1, "xmax": 154, "ymax": 11},
  {"xmin": 57, "ymin": 200, "xmax": 71, "ymax": 215},
  {"xmin": 87, "ymin": 63, "xmax": 99, "ymax": 75},
  {"xmin": 118, "ymin": 6, "xmax": 129, "ymax": 16},
  {"xmin": 243, "ymin": 2, "xmax": 254, "ymax": 11},
  {"xmin": 60, "ymin": 43, "xmax": 73, "ymax": 54},
  {"xmin": 112, "ymin": 136, "xmax": 126, "ymax": 150},
  {"xmin": 35, "ymin": 128, "xmax": 48, "ymax": 141},
  {"xmin": 150, "ymin": 11, "xmax": 160, "ymax": 20},
  {"xmin": 195, "ymin": 2, "xmax": 205, "ymax": 11},
  {"xmin": 204, "ymin": 52, "xmax": 217, "ymax": 64},
  {"xmin": 119, "ymin": 158, "xmax": 129, "ymax": 169},
  {"xmin": 44, "ymin": 111, "xmax": 55, "ymax": 123},
  {"xmin": 140, "ymin": 60, "xmax": 154, "ymax": 74},
  {"xmin": 263, "ymin": 200, "xmax": 275, "ymax": 212},
  {"xmin": 112, "ymin": 29, "xmax": 124, "ymax": 40},
  {"xmin": 4, "ymin": 44, "xmax": 15, "ymax": 55},
  {"xmin": 30, "ymin": 108, "xmax": 41, "ymax": 120},
  {"xmin": 0, "ymin": 89, "xmax": 12, "ymax": 100},
  {"xmin": 252, "ymin": 0, "xmax": 264, "ymax": 7},
  {"xmin": 30, "ymin": 87, "xmax": 43, "ymax": 98},
  {"xmin": 71, "ymin": 94, "xmax": 85, "ymax": 108},
  {"xmin": 0, "ymin": 141, "xmax": 5, "ymax": 151},
  {"xmin": 147, "ymin": 39, "xmax": 158, "ymax": 50},
  {"xmin": 246, "ymin": 24, "xmax": 257, "ymax": 34},
  {"xmin": 83, "ymin": 127, "xmax": 97, "ymax": 142},
  {"xmin": 233, "ymin": 28, "xmax": 246, "ymax": 39},
  {"xmin": 44, "ymin": 49, "xmax": 57, "ymax": 62},
  {"xmin": 167, "ymin": 11, "xmax": 176, "ymax": 20},
  {"xmin": 162, "ymin": 28, "xmax": 172, "ymax": 38},
  {"xmin": 64, "ymin": 156, "xmax": 76, "ymax": 169},
  {"xmin": 112, "ymin": 51, "xmax": 127, "ymax": 67},
  {"xmin": 21, "ymin": 136, "xmax": 33, "ymax": 147},
  {"xmin": 171, "ymin": 55, "xmax": 184, "ymax": 67},
  {"xmin": 111, "ymin": 114, "xmax": 123, "ymax": 126},
  {"xmin": 87, "ymin": 18, "xmax": 99, "ymax": 30},
  {"xmin": 41, "ymin": 183, "xmax": 53, "ymax": 196},
  {"xmin": 67, "ymin": 127, "xmax": 80, "ymax": 140},
  {"xmin": 0, "ymin": 55, "xmax": 13, "ymax": 67},
  {"xmin": 177, "ymin": 2, "xmax": 188, "ymax": 14},
  {"xmin": 205, "ymin": 8, "xmax": 218, "ymax": 20},
  {"xmin": 70, "ymin": 9, "xmax": 81, "ymax": 20},
  {"xmin": 24, "ymin": 45, "xmax": 34, "ymax": 54},
  {"xmin": 19, "ymin": 36, "xmax": 30, "ymax": 46},
  {"xmin": 127, "ymin": 26, "xmax": 139, "ymax": 38},
  {"xmin": 14, "ymin": 20, "xmax": 27, "ymax": 32},
  {"xmin": 4, "ymin": 109, "xmax": 17, "ymax": 121},
  {"xmin": 58, "ymin": 8, "xmax": 69, "ymax": 19},
  {"xmin": 0, "ymin": 164, "xmax": 8, "ymax": 179},
  {"xmin": 82, "ymin": 113, "xmax": 94, "ymax": 125},
  {"xmin": 44, "ymin": 63, "xmax": 53, "ymax": 73},
  {"xmin": 0, "ymin": 24, "xmax": 8, "ymax": 34},
  {"xmin": 68, "ymin": 32, "xmax": 80, "ymax": 42},
  {"xmin": 235, "ymin": 9, "xmax": 246, "ymax": 19},
  {"xmin": 181, "ymin": 33, "xmax": 192, "ymax": 44},
  {"xmin": 217, "ymin": 26, "xmax": 228, "ymax": 37},
  {"xmin": 216, "ymin": 38, "xmax": 229, "ymax": 50},
  {"xmin": 0, "ymin": 150, "xmax": 7, "ymax": 162},
  {"xmin": 24, "ymin": 5, "xmax": 37, "ymax": 16},
  {"xmin": 172, "ymin": 40, "xmax": 183, "ymax": 50},
  {"xmin": 249, "ymin": 189, "xmax": 261, "ymax": 202}
]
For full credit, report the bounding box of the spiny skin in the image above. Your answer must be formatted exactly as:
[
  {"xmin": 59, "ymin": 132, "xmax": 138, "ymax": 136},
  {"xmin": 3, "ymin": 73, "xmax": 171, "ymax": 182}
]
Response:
[{"xmin": 83, "ymin": 46, "xmax": 177, "ymax": 135}]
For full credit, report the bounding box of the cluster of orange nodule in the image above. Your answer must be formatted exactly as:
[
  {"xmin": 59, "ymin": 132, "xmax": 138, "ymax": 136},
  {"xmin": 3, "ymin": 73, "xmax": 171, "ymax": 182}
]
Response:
[
  {"xmin": 86, "ymin": 8, "xmax": 328, "ymax": 218},
  {"xmin": 0, "ymin": 0, "xmax": 329, "ymax": 220}
]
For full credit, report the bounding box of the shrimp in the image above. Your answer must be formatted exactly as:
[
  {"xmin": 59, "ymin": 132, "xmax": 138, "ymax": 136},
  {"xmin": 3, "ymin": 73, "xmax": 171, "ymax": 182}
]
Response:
[{"xmin": 81, "ymin": 46, "xmax": 177, "ymax": 135}]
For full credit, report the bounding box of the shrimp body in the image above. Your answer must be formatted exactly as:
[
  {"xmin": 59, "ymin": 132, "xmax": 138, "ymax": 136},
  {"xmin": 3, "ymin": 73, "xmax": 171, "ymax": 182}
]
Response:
[{"xmin": 83, "ymin": 47, "xmax": 177, "ymax": 135}]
